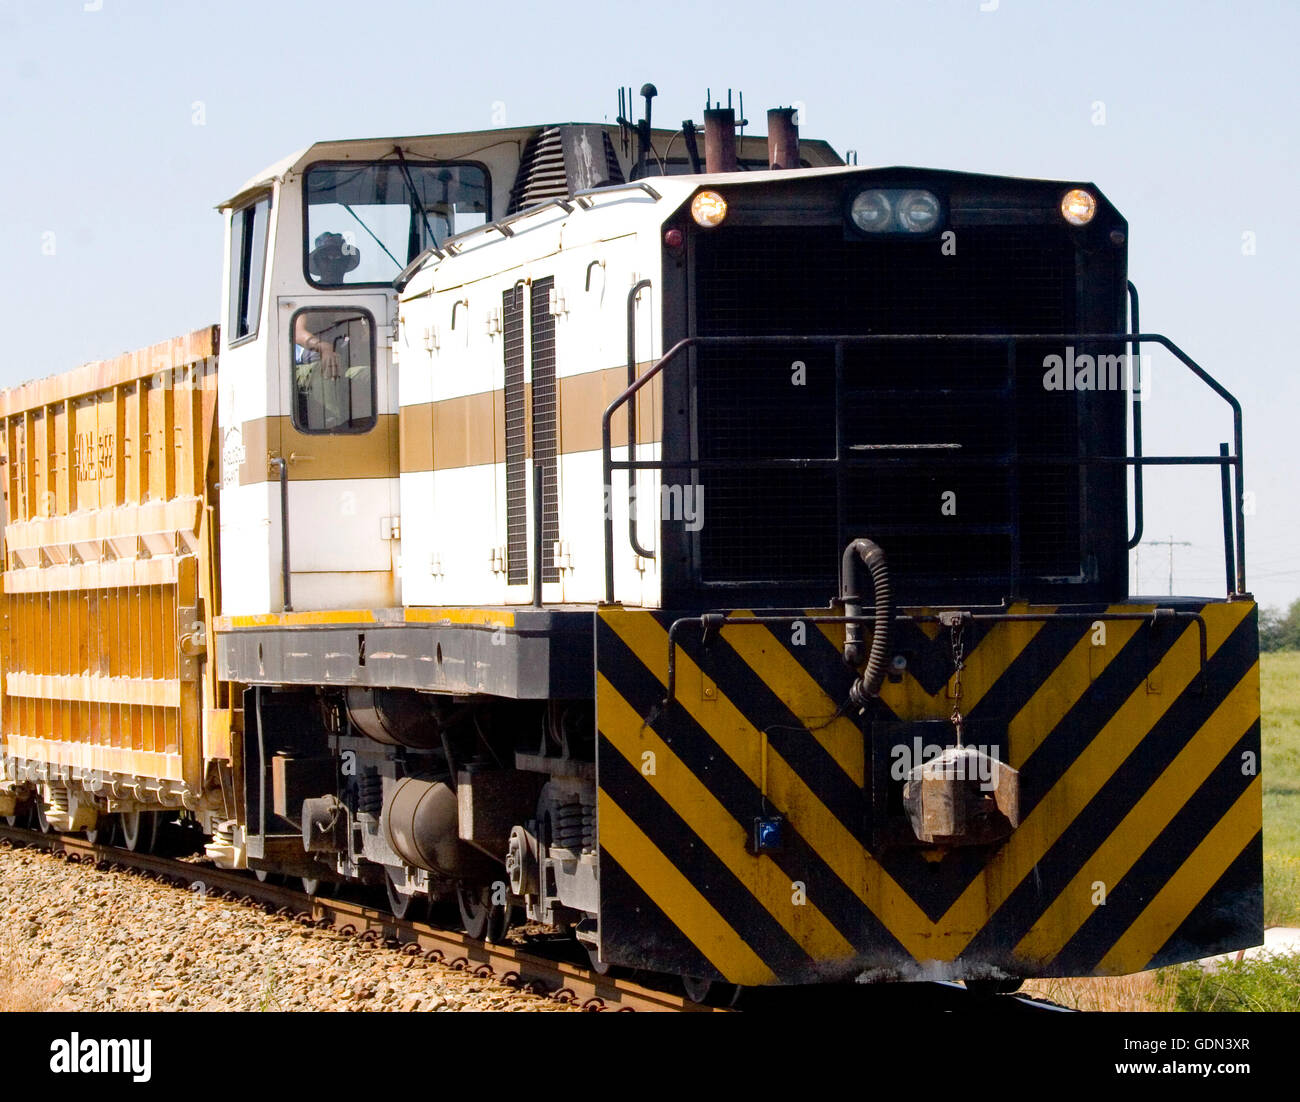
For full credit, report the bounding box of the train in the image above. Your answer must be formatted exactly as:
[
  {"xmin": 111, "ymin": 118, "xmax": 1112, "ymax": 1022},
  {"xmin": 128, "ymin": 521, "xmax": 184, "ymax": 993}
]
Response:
[{"xmin": 0, "ymin": 88, "xmax": 1261, "ymax": 1000}]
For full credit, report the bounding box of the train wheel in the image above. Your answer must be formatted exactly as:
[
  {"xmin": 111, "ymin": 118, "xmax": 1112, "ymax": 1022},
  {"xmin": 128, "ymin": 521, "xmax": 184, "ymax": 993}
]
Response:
[
  {"xmin": 456, "ymin": 883, "xmax": 511, "ymax": 943},
  {"xmin": 681, "ymin": 975, "xmax": 743, "ymax": 1007},
  {"xmin": 119, "ymin": 810, "xmax": 159, "ymax": 853},
  {"xmin": 300, "ymin": 877, "xmax": 321, "ymax": 896},
  {"xmin": 385, "ymin": 869, "xmax": 415, "ymax": 920},
  {"xmin": 85, "ymin": 814, "xmax": 117, "ymax": 847},
  {"xmin": 586, "ymin": 945, "xmax": 612, "ymax": 976},
  {"xmin": 254, "ymin": 868, "xmax": 271, "ymax": 883},
  {"xmin": 33, "ymin": 797, "xmax": 53, "ymax": 834}
]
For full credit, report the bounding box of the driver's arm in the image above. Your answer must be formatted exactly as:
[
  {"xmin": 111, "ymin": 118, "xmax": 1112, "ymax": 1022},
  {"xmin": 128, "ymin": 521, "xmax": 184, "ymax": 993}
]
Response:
[{"xmin": 293, "ymin": 315, "xmax": 340, "ymax": 378}]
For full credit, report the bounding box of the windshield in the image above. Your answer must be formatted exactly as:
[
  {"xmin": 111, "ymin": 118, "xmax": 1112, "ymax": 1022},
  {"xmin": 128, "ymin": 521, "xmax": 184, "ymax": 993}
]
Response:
[{"xmin": 304, "ymin": 160, "xmax": 490, "ymax": 285}]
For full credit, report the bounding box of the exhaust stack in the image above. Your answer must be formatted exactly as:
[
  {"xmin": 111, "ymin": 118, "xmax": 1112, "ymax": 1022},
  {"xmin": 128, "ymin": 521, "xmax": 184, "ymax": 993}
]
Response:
[
  {"xmin": 703, "ymin": 107, "xmax": 737, "ymax": 173},
  {"xmin": 767, "ymin": 107, "xmax": 800, "ymax": 169}
]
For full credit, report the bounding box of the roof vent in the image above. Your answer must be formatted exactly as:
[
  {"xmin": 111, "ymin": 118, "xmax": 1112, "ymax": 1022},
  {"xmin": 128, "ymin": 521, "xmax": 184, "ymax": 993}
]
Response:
[{"xmin": 507, "ymin": 125, "xmax": 625, "ymax": 214}]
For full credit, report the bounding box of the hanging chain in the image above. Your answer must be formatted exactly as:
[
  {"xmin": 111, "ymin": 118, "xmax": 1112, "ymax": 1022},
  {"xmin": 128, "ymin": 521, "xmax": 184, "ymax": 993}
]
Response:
[{"xmin": 945, "ymin": 613, "xmax": 966, "ymax": 747}]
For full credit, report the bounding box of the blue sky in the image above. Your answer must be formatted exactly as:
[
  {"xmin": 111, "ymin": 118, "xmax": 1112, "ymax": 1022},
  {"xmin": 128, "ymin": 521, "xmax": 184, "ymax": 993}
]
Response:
[{"xmin": 1, "ymin": 0, "xmax": 1296, "ymax": 609}]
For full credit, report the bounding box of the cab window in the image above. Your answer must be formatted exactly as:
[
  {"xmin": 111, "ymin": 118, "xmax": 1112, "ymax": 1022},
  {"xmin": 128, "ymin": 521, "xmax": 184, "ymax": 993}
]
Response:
[
  {"xmin": 303, "ymin": 161, "xmax": 490, "ymax": 286},
  {"xmin": 228, "ymin": 195, "xmax": 271, "ymax": 342},
  {"xmin": 290, "ymin": 308, "xmax": 376, "ymax": 434}
]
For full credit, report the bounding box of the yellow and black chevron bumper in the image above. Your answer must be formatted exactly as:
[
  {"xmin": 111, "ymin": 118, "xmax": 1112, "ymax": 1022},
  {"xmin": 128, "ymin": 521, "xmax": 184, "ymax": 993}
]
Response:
[{"xmin": 594, "ymin": 600, "xmax": 1261, "ymax": 985}]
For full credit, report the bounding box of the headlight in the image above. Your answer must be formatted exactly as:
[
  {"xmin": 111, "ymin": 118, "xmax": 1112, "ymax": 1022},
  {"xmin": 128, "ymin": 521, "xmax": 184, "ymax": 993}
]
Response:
[
  {"xmin": 848, "ymin": 188, "xmax": 942, "ymax": 234},
  {"xmin": 690, "ymin": 190, "xmax": 728, "ymax": 228},
  {"xmin": 849, "ymin": 190, "xmax": 893, "ymax": 233},
  {"xmin": 897, "ymin": 190, "xmax": 941, "ymax": 233},
  {"xmin": 1060, "ymin": 188, "xmax": 1097, "ymax": 226}
]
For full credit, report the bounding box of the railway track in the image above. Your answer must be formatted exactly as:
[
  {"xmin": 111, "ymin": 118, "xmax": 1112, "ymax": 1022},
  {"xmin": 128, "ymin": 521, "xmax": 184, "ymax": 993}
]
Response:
[
  {"xmin": 0, "ymin": 823, "xmax": 713, "ymax": 1013},
  {"xmin": 0, "ymin": 822, "xmax": 1073, "ymax": 1013}
]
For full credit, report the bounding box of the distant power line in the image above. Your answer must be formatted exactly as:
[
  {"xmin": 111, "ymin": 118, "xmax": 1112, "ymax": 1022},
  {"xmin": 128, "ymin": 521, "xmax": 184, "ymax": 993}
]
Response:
[{"xmin": 1136, "ymin": 536, "xmax": 1193, "ymax": 596}]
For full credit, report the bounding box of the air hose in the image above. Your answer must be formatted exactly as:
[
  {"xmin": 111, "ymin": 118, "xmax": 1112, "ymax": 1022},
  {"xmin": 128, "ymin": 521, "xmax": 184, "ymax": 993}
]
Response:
[{"xmin": 840, "ymin": 538, "xmax": 893, "ymax": 708}]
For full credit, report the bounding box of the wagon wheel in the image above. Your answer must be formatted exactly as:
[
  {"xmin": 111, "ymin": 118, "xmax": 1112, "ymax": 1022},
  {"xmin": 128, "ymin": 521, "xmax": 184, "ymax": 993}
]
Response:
[
  {"xmin": 119, "ymin": 810, "xmax": 159, "ymax": 853},
  {"xmin": 85, "ymin": 813, "xmax": 117, "ymax": 847}
]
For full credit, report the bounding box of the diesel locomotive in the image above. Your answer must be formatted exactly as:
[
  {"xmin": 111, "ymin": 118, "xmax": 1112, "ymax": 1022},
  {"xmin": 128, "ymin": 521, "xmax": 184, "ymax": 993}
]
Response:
[{"xmin": 0, "ymin": 91, "xmax": 1260, "ymax": 996}]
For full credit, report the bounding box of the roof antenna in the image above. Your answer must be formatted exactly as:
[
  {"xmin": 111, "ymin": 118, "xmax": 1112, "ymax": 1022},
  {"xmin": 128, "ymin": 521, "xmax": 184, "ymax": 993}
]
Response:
[
  {"xmin": 616, "ymin": 87, "xmax": 631, "ymax": 157},
  {"xmin": 635, "ymin": 83, "xmax": 657, "ymax": 179}
]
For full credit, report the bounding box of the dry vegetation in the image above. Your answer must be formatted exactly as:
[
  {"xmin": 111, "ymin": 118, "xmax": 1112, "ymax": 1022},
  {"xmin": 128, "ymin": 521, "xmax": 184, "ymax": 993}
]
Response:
[
  {"xmin": 1022, "ymin": 971, "xmax": 1176, "ymax": 1012},
  {"xmin": 0, "ymin": 954, "xmax": 58, "ymax": 1012}
]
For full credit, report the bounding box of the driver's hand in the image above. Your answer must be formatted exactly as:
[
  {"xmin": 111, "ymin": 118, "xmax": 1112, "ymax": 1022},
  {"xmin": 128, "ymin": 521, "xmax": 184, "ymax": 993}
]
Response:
[{"xmin": 320, "ymin": 345, "xmax": 340, "ymax": 379}]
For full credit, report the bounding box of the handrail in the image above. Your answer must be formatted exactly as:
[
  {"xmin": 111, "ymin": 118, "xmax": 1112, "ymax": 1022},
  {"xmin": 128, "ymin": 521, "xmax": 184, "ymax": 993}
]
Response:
[
  {"xmin": 572, "ymin": 180, "xmax": 662, "ymax": 207},
  {"xmin": 269, "ymin": 456, "xmax": 292, "ymax": 612},
  {"xmin": 626, "ymin": 280, "xmax": 654, "ymax": 561},
  {"xmin": 661, "ymin": 608, "xmax": 1208, "ymax": 707},
  {"xmin": 599, "ymin": 332, "xmax": 1246, "ymax": 604},
  {"xmin": 1127, "ymin": 281, "xmax": 1144, "ymax": 550},
  {"xmin": 394, "ymin": 184, "xmax": 662, "ymax": 291}
]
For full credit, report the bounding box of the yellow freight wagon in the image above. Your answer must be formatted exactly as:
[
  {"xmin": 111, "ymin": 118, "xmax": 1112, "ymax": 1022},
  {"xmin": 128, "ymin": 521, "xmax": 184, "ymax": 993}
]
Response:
[{"xmin": 0, "ymin": 327, "xmax": 239, "ymax": 854}]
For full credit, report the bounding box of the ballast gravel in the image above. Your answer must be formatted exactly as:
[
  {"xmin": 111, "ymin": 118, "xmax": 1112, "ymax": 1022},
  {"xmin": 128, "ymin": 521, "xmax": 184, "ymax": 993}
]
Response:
[{"xmin": 0, "ymin": 843, "xmax": 574, "ymax": 1012}]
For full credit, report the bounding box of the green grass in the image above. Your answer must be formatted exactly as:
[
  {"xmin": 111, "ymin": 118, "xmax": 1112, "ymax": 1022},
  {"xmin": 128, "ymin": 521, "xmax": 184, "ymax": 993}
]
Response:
[
  {"xmin": 1262, "ymin": 651, "xmax": 1300, "ymax": 926},
  {"xmin": 1162, "ymin": 951, "xmax": 1300, "ymax": 1011}
]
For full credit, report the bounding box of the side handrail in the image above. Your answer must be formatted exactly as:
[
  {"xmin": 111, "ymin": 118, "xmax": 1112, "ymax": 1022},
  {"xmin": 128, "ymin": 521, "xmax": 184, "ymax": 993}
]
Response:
[
  {"xmin": 626, "ymin": 280, "xmax": 654, "ymax": 561},
  {"xmin": 395, "ymin": 183, "xmax": 664, "ymax": 290},
  {"xmin": 600, "ymin": 332, "xmax": 1245, "ymax": 604},
  {"xmin": 269, "ymin": 456, "xmax": 292, "ymax": 612},
  {"xmin": 1127, "ymin": 281, "xmax": 1144, "ymax": 550}
]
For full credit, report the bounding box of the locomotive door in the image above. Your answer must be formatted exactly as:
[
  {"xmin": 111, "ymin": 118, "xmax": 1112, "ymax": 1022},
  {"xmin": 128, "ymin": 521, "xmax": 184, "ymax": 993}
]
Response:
[{"xmin": 275, "ymin": 293, "xmax": 400, "ymax": 607}]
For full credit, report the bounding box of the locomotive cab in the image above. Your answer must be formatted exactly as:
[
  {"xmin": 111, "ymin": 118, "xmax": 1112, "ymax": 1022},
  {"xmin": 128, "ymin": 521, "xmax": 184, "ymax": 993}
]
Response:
[{"xmin": 215, "ymin": 135, "xmax": 513, "ymax": 615}]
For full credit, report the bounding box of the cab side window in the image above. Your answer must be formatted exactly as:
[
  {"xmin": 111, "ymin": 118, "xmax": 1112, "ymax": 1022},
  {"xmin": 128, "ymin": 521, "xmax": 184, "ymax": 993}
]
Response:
[
  {"xmin": 290, "ymin": 308, "xmax": 376, "ymax": 434},
  {"xmin": 228, "ymin": 196, "xmax": 271, "ymax": 343}
]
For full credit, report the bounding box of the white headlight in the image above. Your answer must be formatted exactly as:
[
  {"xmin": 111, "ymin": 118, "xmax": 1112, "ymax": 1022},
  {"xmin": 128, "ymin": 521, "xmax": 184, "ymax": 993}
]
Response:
[
  {"xmin": 849, "ymin": 188, "xmax": 942, "ymax": 234},
  {"xmin": 849, "ymin": 190, "xmax": 893, "ymax": 233},
  {"xmin": 690, "ymin": 191, "xmax": 728, "ymax": 228},
  {"xmin": 1061, "ymin": 188, "xmax": 1097, "ymax": 226},
  {"xmin": 897, "ymin": 190, "xmax": 941, "ymax": 233}
]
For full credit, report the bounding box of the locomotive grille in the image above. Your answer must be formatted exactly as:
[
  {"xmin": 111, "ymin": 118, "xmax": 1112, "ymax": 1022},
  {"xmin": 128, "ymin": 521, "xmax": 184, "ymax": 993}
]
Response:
[
  {"xmin": 691, "ymin": 224, "xmax": 1080, "ymax": 597},
  {"xmin": 503, "ymin": 287, "xmax": 527, "ymax": 585},
  {"xmin": 530, "ymin": 276, "xmax": 560, "ymax": 583}
]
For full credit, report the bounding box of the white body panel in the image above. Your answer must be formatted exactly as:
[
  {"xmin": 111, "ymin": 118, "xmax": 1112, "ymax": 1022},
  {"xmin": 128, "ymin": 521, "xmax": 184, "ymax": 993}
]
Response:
[
  {"xmin": 215, "ymin": 127, "xmax": 848, "ymax": 616},
  {"xmin": 398, "ymin": 184, "xmax": 687, "ymax": 609}
]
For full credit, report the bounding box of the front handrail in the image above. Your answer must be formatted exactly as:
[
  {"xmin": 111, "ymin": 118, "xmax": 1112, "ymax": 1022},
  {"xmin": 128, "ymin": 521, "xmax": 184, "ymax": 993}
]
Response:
[
  {"xmin": 599, "ymin": 332, "xmax": 1246, "ymax": 604},
  {"xmin": 1127, "ymin": 282, "xmax": 1145, "ymax": 550},
  {"xmin": 661, "ymin": 608, "xmax": 1209, "ymax": 707}
]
